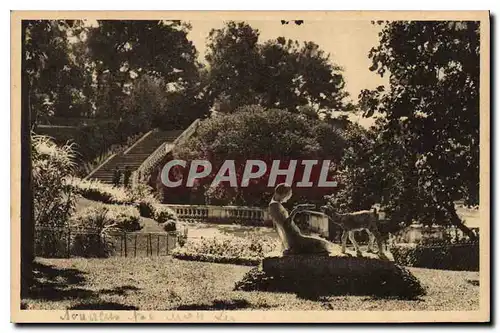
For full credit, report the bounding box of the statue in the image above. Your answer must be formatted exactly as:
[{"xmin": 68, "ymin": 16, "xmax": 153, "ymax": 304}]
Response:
[{"xmin": 268, "ymin": 183, "xmax": 336, "ymax": 255}]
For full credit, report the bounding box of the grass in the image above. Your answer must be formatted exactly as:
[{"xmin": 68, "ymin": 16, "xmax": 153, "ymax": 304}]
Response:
[{"xmin": 22, "ymin": 257, "xmax": 479, "ymax": 311}]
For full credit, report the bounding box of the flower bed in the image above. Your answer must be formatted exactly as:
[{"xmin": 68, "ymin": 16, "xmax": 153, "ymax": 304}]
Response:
[
  {"xmin": 172, "ymin": 248, "xmax": 260, "ymax": 266},
  {"xmin": 171, "ymin": 234, "xmax": 280, "ymax": 266}
]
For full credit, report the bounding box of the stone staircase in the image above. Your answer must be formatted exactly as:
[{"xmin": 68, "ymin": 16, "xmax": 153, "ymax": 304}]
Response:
[{"xmin": 87, "ymin": 129, "xmax": 184, "ymax": 184}]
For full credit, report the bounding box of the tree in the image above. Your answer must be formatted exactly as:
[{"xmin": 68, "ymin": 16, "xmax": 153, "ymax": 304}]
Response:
[
  {"xmin": 86, "ymin": 20, "xmax": 200, "ymax": 119},
  {"xmin": 359, "ymin": 21, "xmax": 479, "ymax": 239},
  {"xmin": 173, "ymin": 105, "xmax": 346, "ymax": 206},
  {"xmin": 206, "ymin": 21, "xmax": 351, "ymax": 114},
  {"xmin": 24, "ymin": 20, "xmax": 89, "ymax": 127},
  {"xmin": 206, "ymin": 22, "xmax": 262, "ymax": 111},
  {"xmin": 325, "ymin": 123, "xmax": 380, "ymax": 213}
]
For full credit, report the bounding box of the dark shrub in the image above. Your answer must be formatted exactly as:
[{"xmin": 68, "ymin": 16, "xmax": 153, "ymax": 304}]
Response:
[
  {"xmin": 162, "ymin": 220, "xmax": 177, "ymax": 232},
  {"xmin": 71, "ymin": 233, "xmax": 112, "ymax": 258},
  {"xmin": 138, "ymin": 200, "xmax": 156, "ymax": 218},
  {"xmin": 154, "ymin": 205, "xmax": 177, "ymax": 224},
  {"xmin": 391, "ymin": 239, "xmax": 479, "ymax": 271},
  {"xmin": 69, "ymin": 206, "xmax": 114, "ymax": 257}
]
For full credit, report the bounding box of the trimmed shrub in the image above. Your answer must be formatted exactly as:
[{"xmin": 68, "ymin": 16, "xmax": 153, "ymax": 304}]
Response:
[
  {"xmin": 391, "ymin": 239, "xmax": 479, "ymax": 271},
  {"xmin": 154, "ymin": 205, "xmax": 177, "ymax": 223},
  {"xmin": 161, "ymin": 220, "xmax": 177, "ymax": 232},
  {"xmin": 137, "ymin": 198, "xmax": 157, "ymax": 218},
  {"xmin": 106, "ymin": 204, "xmax": 142, "ymax": 232}
]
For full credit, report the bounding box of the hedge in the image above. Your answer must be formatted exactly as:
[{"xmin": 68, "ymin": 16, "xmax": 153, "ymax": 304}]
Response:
[{"xmin": 391, "ymin": 241, "xmax": 479, "ymax": 271}]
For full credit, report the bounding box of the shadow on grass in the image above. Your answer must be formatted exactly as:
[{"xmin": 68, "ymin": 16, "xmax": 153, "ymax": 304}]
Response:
[
  {"xmin": 33, "ymin": 262, "xmax": 87, "ymax": 286},
  {"xmin": 175, "ymin": 299, "xmax": 271, "ymax": 310},
  {"xmin": 26, "ymin": 262, "xmax": 91, "ymax": 301},
  {"xmin": 23, "ymin": 261, "xmax": 141, "ymax": 310}
]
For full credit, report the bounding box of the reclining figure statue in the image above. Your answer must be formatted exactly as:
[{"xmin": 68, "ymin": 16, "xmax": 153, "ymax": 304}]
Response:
[{"xmin": 268, "ymin": 183, "xmax": 336, "ymax": 255}]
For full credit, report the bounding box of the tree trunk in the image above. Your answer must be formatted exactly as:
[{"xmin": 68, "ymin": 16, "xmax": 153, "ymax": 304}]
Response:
[
  {"xmin": 21, "ymin": 20, "xmax": 35, "ymax": 298},
  {"xmin": 445, "ymin": 203, "xmax": 477, "ymax": 241}
]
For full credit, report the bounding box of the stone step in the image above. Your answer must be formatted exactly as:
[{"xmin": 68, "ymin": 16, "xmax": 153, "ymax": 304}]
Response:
[{"xmin": 86, "ymin": 129, "xmax": 185, "ymax": 183}]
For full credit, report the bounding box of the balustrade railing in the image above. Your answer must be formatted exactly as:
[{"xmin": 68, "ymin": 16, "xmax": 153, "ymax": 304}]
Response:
[{"xmin": 164, "ymin": 204, "xmax": 272, "ymax": 226}]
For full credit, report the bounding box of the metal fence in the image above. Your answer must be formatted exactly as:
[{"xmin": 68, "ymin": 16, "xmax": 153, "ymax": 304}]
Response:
[{"xmin": 35, "ymin": 227, "xmax": 178, "ymax": 258}]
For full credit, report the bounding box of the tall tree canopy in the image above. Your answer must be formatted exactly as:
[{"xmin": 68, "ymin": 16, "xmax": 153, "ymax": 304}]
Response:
[
  {"xmin": 86, "ymin": 20, "xmax": 201, "ymax": 119},
  {"xmin": 25, "ymin": 20, "xmax": 90, "ymax": 125},
  {"xmin": 206, "ymin": 21, "xmax": 351, "ymax": 115},
  {"xmin": 357, "ymin": 21, "xmax": 480, "ymax": 238}
]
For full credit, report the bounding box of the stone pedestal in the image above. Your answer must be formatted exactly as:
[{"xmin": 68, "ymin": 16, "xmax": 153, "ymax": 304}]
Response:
[
  {"xmin": 262, "ymin": 245, "xmax": 395, "ymax": 277},
  {"xmin": 235, "ymin": 247, "xmax": 424, "ymax": 298}
]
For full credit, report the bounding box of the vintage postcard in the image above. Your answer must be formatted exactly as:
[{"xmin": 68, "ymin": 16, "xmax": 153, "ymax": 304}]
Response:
[{"xmin": 10, "ymin": 10, "xmax": 490, "ymax": 323}]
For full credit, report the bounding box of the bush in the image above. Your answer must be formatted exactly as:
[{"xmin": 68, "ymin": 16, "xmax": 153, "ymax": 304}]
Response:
[
  {"xmin": 32, "ymin": 135, "xmax": 77, "ymax": 257},
  {"xmin": 69, "ymin": 177, "xmax": 131, "ymax": 204},
  {"xmin": 70, "ymin": 203, "xmax": 143, "ymax": 233},
  {"xmin": 391, "ymin": 239, "xmax": 479, "ymax": 271},
  {"xmin": 161, "ymin": 220, "xmax": 177, "ymax": 232},
  {"xmin": 106, "ymin": 204, "xmax": 142, "ymax": 232},
  {"xmin": 172, "ymin": 234, "xmax": 280, "ymax": 265},
  {"xmin": 33, "ymin": 135, "xmax": 76, "ymax": 228},
  {"xmin": 137, "ymin": 198, "xmax": 157, "ymax": 218},
  {"xmin": 154, "ymin": 205, "xmax": 177, "ymax": 223},
  {"xmin": 172, "ymin": 250, "xmax": 260, "ymax": 266},
  {"xmin": 68, "ymin": 203, "xmax": 142, "ymax": 257},
  {"xmin": 128, "ymin": 183, "xmax": 158, "ymax": 203},
  {"xmin": 69, "ymin": 205, "xmax": 113, "ymax": 257}
]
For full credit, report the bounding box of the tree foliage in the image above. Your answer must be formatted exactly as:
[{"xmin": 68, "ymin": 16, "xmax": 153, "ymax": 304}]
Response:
[
  {"xmin": 86, "ymin": 20, "xmax": 201, "ymax": 118},
  {"xmin": 206, "ymin": 21, "xmax": 351, "ymax": 115},
  {"xmin": 354, "ymin": 21, "xmax": 479, "ymax": 238},
  {"xmin": 26, "ymin": 20, "xmax": 210, "ymax": 164},
  {"xmin": 25, "ymin": 20, "xmax": 90, "ymax": 125},
  {"xmin": 173, "ymin": 105, "xmax": 346, "ymax": 206}
]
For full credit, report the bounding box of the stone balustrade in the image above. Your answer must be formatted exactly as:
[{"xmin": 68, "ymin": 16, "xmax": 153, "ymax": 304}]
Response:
[{"xmin": 164, "ymin": 204, "xmax": 273, "ymax": 226}]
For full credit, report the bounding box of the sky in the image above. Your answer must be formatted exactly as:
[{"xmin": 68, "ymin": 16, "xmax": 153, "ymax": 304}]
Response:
[{"xmin": 187, "ymin": 19, "xmax": 388, "ymax": 127}]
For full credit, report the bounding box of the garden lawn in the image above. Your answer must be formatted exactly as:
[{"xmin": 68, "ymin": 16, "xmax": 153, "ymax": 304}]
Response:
[{"xmin": 23, "ymin": 257, "xmax": 479, "ymax": 311}]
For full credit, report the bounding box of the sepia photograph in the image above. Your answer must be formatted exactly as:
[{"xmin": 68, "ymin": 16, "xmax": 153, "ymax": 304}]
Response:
[{"xmin": 10, "ymin": 10, "xmax": 490, "ymax": 323}]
